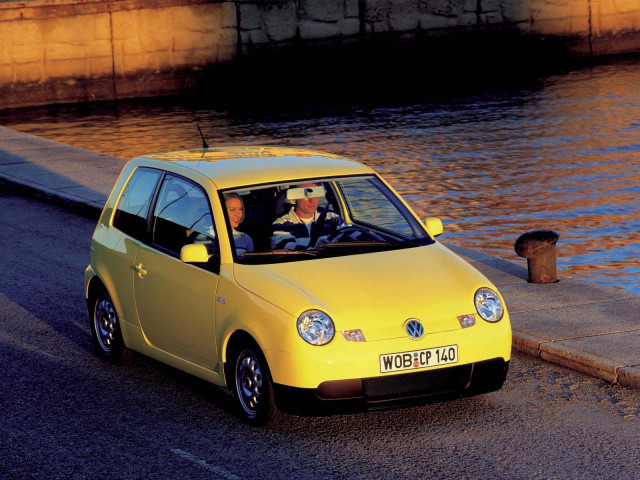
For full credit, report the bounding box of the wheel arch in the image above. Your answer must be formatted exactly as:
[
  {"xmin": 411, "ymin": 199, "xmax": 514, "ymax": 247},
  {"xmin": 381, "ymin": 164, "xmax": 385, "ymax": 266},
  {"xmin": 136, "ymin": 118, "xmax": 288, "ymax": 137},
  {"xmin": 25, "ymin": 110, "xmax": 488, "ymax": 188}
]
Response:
[
  {"xmin": 87, "ymin": 272, "xmax": 134, "ymax": 362},
  {"xmin": 223, "ymin": 329, "xmax": 262, "ymax": 385},
  {"xmin": 85, "ymin": 274, "xmax": 132, "ymax": 348},
  {"xmin": 85, "ymin": 271, "xmax": 127, "ymax": 328},
  {"xmin": 86, "ymin": 274, "xmax": 108, "ymax": 311}
]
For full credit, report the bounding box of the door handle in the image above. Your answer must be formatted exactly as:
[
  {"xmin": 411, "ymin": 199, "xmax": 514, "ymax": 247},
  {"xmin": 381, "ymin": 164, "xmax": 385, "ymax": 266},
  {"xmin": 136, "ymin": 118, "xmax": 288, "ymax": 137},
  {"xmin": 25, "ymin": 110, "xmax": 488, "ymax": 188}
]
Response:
[{"xmin": 134, "ymin": 264, "xmax": 148, "ymax": 278}]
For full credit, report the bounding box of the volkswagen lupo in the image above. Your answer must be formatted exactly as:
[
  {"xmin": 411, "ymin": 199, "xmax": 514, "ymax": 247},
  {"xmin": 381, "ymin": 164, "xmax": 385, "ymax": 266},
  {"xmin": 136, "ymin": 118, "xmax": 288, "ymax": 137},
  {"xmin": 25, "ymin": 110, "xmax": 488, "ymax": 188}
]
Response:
[{"xmin": 84, "ymin": 146, "xmax": 511, "ymax": 424}]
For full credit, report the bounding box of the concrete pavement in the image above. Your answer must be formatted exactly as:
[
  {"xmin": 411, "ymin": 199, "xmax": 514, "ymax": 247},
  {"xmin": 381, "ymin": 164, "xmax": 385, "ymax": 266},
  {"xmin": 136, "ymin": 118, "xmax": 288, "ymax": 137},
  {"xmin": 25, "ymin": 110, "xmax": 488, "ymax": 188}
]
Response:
[
  {"xmin": 1, "ymin": 125, "xmax": 639, "ymax": 390},
  {"xmin": 0, "ymin": 126, "xmax": 123, "ymax": 216}
]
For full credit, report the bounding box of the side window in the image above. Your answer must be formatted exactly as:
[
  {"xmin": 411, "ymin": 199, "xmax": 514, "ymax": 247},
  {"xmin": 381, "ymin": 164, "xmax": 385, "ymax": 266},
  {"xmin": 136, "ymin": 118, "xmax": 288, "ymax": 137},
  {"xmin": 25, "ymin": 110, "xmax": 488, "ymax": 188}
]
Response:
[
  {"xmin": 113, "ymin": 167, "xmax": 161, "ymax": 240},
  {"xmin": 151, "ymin": 175, "xmax": 217, "ymax": 257}
]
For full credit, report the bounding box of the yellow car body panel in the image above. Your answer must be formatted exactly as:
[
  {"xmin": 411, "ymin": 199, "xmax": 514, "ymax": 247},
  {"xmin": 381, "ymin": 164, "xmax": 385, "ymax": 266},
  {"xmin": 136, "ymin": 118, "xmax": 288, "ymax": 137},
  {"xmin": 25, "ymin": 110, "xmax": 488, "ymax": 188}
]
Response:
[
  {"xmin": 85, "ymin": 146, "xmax": 512, "ymax": 418},
  {"xmin": 233, "ymin": 243, "xmax": 490, "ymax": 332},
  {"xmin": 230, "ymin": 242, "xmax": 511, "ymax": 388},
  {"xmin": 143, "ymin": 146, "xmax": 371, "ymax": 190}
]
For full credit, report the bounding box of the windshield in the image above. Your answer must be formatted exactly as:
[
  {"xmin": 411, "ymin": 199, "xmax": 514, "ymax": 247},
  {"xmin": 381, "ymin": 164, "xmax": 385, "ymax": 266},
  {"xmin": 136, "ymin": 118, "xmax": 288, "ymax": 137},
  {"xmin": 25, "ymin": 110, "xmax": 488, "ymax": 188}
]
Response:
[{"xmin": 220, "ymin": 174, "xmax": 433, "ymax": 264}]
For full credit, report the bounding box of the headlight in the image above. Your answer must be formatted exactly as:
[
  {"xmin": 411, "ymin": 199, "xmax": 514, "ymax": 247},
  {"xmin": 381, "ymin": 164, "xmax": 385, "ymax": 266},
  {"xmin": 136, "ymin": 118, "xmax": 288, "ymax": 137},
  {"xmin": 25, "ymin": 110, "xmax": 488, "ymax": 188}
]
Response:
[
  {"xmin": 297, "ymin": 310, "xmax": 335, "ymax": 346},
  {"xmin": 474, "ymin": 288, "xmax": 504, "ymax": 322}
]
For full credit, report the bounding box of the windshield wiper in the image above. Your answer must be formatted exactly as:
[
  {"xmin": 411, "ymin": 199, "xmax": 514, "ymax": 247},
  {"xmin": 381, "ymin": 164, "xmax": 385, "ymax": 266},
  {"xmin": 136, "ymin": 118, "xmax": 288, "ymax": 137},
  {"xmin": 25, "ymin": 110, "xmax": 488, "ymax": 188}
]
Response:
[
  {"xmin": 240, "ymin": 249, "xmax": 318, "ymax": 257},
  {"xmin": 237, "ymin": 241, "xmax": 422, "ymax": 262},
  {"xmin": 315, "ymin": 240, "xmax": 419, "ymax": 253}
]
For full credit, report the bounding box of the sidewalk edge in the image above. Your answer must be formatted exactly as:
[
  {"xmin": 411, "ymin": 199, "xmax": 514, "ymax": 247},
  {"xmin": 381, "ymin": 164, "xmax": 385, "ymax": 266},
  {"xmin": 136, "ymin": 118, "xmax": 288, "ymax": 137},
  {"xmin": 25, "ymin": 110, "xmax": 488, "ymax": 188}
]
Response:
[
  {"xmin": 0, "ymin": 175, "xmax": 103, "ymax": 218},
  {"xmin": 512, "ymin": 330, "xmax": 640, "ymax": 388}
]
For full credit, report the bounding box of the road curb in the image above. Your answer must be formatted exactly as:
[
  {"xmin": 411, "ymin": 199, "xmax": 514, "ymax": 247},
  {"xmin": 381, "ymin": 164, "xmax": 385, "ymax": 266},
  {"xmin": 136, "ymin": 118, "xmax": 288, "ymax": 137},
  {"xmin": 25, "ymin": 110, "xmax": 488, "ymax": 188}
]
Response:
[
  {"xmin": 511, "ymin": 330, "xmax": 543, "ymax": 358},
  {"xmin": 538, "ymin": 341, "xmax": 620, "ymax": 384},
  {"xmin": 512, "ymin": 328, "xmax": 640, "ymax": 389},
  {"xmin": 617, "ymin": 366, "xmax": 640, "ymax": 389},
  {"xmin": 0, "ymin": 174, "xmax": 103, "ymax": 219}
]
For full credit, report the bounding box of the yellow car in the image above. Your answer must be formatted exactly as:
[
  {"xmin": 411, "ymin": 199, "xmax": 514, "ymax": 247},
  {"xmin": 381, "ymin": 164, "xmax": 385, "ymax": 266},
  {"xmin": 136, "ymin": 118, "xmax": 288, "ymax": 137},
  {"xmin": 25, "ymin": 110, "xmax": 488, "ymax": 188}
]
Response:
[{"xmin": 84, "ymin": 146, "xmax": 511, "ymax": 424}]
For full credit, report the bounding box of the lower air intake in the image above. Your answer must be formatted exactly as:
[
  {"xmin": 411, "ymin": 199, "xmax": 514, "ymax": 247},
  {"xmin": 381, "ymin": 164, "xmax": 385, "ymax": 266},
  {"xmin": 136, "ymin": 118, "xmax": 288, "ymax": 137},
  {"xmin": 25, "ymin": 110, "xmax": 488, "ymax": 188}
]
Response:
[{"xmin": 362, "ymin": 364, "xmax": 472, "ymax": 400}]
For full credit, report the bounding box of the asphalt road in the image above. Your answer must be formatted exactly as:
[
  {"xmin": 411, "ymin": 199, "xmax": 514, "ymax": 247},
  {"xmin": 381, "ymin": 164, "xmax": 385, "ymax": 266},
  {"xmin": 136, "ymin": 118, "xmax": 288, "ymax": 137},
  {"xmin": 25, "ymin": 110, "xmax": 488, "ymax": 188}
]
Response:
[{"xmin": 1, "ymin": 190, "xmax": 639, "ymax": 480}]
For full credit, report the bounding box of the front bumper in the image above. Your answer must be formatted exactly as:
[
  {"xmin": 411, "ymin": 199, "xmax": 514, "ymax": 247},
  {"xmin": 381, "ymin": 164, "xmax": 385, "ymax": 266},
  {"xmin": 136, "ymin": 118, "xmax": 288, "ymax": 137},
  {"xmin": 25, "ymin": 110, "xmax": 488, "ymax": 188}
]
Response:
[
  {"xmin": 274, "ymin": 358, "xmax": 509, "ymax": 415},
  {"xmin": 265, "ymin": 315, "xmax": 512, "ymax": 389}
]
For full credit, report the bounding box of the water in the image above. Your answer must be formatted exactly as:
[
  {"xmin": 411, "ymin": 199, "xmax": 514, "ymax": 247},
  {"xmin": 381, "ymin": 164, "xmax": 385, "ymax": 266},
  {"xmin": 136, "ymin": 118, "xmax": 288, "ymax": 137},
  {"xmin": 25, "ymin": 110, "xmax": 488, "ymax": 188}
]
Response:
[{"xmin": 2, "ymin": 57, "xmax": 639, "ymax": 294}]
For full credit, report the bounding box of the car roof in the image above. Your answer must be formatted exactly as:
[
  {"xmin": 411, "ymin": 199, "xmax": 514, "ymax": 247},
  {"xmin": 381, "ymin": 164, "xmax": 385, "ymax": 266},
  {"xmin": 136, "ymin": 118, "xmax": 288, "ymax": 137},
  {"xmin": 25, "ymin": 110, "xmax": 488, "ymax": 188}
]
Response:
[{"xmin": 136, "ymin": 146, "xmax": 374, "ymax": 189}]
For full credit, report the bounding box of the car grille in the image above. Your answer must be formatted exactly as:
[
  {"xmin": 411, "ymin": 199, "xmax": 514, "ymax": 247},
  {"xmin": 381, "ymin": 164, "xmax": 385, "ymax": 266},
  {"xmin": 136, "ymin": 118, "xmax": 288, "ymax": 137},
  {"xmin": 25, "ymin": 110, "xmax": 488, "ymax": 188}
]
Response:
[{"xmin": 362, "ymin": 364, "xmax": 472, "ymax": 400}]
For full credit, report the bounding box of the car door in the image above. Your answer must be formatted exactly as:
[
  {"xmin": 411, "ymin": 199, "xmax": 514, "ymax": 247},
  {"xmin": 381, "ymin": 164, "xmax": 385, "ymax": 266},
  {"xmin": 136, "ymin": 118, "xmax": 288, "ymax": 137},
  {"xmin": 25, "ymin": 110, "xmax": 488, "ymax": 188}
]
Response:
[
  {"xmin": 106, "ymin": 166, "xmax": 163, "ymax": 326},
  {"xmin": 133, "ymin": 173, "xmax": 220, "ymax": 368}
]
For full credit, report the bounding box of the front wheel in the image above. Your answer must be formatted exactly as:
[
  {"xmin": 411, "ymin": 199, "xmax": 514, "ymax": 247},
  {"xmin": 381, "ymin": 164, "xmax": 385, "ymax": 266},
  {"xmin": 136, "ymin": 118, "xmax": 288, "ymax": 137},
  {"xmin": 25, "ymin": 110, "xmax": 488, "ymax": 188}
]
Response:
[
  {"xmin": 90, "ymin": 291, "xmax": 132, "ymax": 362},
  {"xmin": 232, "ymin": 345, "xmax": 281, "ymax": 425}
]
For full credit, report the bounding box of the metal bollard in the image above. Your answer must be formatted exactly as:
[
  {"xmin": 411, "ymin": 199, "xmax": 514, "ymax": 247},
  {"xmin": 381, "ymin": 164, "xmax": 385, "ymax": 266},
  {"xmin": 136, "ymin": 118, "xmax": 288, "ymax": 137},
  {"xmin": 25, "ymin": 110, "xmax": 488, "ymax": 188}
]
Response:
[{"xmin": 514, "ymin": 230, "xmax": 560, "ymax": 283}]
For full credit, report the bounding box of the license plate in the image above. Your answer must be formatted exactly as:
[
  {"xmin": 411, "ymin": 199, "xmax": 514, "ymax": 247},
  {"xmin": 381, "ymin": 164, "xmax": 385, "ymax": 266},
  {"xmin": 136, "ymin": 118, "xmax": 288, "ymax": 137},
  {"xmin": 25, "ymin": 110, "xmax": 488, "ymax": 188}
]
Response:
[{"xmin": 379, "ymin": 345, "xmax": 458, "ymax": 373}]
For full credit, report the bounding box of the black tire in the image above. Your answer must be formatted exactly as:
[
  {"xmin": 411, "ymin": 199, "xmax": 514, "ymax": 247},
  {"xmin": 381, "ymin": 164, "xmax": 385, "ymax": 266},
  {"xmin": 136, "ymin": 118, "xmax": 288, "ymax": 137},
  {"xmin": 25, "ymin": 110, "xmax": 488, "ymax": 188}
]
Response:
[
  {"xmin": 231, "ymin": 343, "xmax": 281, "ymax": 425},
  {"xmin": 90, "ymin": 290, "xmax": 132, "ymax": 362}
]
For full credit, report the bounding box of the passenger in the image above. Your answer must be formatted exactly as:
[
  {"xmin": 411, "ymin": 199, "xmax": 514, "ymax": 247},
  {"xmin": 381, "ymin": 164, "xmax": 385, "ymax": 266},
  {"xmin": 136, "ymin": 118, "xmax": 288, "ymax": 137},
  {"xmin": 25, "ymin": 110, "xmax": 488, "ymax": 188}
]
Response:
[
  {"xmin": 224, "ymin": 193, "xmax": 254, "ymax": 253},
  {"xmin": 271, "ymin": 183, "xmax": 344, "ymax": 250}
]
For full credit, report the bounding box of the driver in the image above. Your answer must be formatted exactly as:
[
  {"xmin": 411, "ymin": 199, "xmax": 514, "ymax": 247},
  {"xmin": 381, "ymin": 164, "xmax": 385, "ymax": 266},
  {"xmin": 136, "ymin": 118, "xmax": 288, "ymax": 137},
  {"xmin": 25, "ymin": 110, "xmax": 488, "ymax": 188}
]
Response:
[{"xmin": 270, "ymin": 183, "xmax": 344, "ymax": 250}]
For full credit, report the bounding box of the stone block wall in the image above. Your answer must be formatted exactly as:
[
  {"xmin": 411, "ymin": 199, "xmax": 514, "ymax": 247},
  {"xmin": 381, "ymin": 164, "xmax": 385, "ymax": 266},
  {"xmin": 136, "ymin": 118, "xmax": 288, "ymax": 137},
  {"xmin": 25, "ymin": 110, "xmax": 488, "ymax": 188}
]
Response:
[
  {"xmin": 236, "ymin": 0, "xmax": 361, "ymax": 48},
  {"xmin": 235, "ymin": 0, "xmax": 640, "ymax": 54},
  {"xmin": 0, "ymin": 0, "xmax": 238, "ymax": 108},
  {"xmin": 1, "ymin": 0, "xmax": 639, "ymax": 109}
]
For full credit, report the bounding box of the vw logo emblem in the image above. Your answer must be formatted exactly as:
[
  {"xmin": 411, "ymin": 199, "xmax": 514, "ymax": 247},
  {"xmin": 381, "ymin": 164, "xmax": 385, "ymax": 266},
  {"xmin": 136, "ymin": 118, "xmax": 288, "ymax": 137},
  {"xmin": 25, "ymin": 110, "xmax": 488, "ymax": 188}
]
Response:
[{"xmin": 405, "ymin": 319, "xmax": 424, "ymax": 340}]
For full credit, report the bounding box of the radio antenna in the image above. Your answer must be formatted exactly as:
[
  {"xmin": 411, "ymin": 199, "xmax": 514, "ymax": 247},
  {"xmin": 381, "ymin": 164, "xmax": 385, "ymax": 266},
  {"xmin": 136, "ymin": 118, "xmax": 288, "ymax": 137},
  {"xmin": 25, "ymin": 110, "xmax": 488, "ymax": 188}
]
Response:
[{"xmin": 193, "ymin": 112, "xmax": 209, "ymax": 149}]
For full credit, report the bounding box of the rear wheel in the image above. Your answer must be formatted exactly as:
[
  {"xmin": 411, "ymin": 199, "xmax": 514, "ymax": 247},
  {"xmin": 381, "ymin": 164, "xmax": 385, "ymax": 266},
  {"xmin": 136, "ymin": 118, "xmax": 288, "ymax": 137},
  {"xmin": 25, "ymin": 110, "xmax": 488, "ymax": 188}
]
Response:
[
  {"xmin": 90, "ymin": 290, "xmax": 132, "ymax": 362},
  {"xmin": 231, "ymin": 344, "xmax": 281, "ymax": 425}
]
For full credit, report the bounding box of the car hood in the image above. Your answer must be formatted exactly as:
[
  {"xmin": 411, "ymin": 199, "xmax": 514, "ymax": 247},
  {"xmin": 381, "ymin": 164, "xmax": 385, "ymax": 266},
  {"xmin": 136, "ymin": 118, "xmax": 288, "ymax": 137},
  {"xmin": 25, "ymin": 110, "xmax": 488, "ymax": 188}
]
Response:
[{"xmin": 233, "ymin": 243, "xmax": 499, "ymax": 340}]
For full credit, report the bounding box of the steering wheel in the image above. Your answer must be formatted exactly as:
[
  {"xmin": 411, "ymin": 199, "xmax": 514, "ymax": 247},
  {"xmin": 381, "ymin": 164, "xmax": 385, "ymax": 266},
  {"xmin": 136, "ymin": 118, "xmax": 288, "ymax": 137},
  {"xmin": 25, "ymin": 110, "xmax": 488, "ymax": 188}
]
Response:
[{"xmin": 326, "ymin": 225, "xmax": 383, "ymax": 243}]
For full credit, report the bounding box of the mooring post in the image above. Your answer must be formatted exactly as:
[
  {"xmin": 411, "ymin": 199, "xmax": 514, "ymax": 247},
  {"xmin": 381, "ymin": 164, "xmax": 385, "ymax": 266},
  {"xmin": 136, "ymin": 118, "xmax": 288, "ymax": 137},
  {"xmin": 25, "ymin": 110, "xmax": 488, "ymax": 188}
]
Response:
[{"xmin": 514, "ymin": 230, "xmax": 560, "ymax": 283}]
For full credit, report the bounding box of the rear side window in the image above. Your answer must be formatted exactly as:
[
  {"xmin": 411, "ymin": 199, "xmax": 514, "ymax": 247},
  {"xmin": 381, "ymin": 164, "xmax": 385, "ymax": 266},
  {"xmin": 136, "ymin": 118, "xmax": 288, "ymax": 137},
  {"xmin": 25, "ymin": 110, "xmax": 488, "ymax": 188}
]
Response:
[{"xmin": 113, "ymin": 167, "xmax": 161, "ymax": 240}]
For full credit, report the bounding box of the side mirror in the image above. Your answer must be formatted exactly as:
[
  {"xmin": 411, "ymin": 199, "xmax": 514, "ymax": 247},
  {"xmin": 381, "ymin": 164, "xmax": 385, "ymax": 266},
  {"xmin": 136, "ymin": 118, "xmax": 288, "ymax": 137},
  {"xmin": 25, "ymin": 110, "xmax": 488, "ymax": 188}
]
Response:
[
  {"xmin": 180, "ymin": 243, "xmax": 210, "ymax": 263},
  {"xmin": 424, "ymin": 217, "xmax": 444, "ymax": 237}
]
